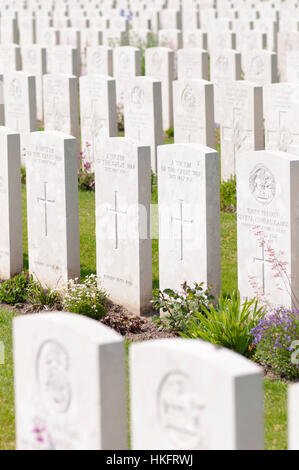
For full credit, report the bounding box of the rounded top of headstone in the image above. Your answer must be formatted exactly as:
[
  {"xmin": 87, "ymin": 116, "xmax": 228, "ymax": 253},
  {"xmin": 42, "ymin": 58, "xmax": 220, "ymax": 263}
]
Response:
[{"xmin": 14, "ymin": 312, "xmax": 124, "ymax": 344}]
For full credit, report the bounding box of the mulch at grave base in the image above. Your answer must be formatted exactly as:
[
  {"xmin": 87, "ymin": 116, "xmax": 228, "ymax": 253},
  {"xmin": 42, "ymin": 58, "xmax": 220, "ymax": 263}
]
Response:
[
  {"xmin": 0, "ymin": 300, "xmax": 178, "ymax": 342},
  {"xmin": 100, "ymin": 300, "xmax": 178, "ymax": 342}
]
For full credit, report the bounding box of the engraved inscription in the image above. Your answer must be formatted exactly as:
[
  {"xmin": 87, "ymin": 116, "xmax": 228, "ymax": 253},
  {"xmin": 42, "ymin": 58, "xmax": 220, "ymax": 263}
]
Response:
[{"xmin": 157, "ymin": 371, "xmax": 207, "ymax": 450}]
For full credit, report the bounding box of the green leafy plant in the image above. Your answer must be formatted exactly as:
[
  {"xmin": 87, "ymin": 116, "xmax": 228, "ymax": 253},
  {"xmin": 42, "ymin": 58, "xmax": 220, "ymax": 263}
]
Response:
[
  {"xmin": 26, "ymin": 278, "xmax": 62, "ymax": 310},
  {"xmin": 63, "ymin": 274, "xmax": 107, "ymax": 319},
  {"xmin": 181, "ymin": 291, "xmax": 265, "ymax": 355},
  {"xmin": 152, "ymin": 282, "xmax": 214, "ymax": 333},
  {"xmin": 0, "ymin": 273, "xmax": 30, "ymax": 305},
  {"xmin": 220, "ymin": 176, "xmax": 236, "ymax": 212},
  {"xmin": 165, "ymin": 127, "xmax": 174, "ymax": 138}
]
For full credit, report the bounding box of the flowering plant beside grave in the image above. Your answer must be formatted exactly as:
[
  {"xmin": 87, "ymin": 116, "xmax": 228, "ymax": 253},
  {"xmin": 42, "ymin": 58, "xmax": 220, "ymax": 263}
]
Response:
[
  {"xmin": 152, "ymin": 282, "xmax": 214, "ymax": 333},
  {"xmin": 251, "ymin": 308, "xmax": 299, "ymax": 380},
  {"xmin": 63, "ymin": 274, "xmax": 107, "ymax": 320},
  {"xmin": 78, "ymin": 146, "xmax": 95, "ymax": 191},
  {"xmin": 26, "ymin": 278, "xmax": 62, "ymax": 311}
]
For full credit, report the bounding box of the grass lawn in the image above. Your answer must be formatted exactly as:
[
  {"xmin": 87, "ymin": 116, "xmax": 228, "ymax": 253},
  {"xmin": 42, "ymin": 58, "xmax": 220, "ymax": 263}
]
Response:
[{"xmin": 0, "ymin": 144, "xmax": 288, "ymax": 450}]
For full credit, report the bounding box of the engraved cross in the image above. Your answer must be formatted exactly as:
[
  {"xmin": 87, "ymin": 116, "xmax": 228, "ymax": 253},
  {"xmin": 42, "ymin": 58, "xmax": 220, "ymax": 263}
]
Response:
[
  {"xmin": 37, "ymin": 182, "xmax": 55, "ymax": 237},
  {"xmin": 222, "ymin": 107, "xmax": 252, "ymax": 171},
  {"xmin": 107, "ymin": 191, "xmax": 127, "ymax": 249},
  {"xmin": 253, "ymin": 243, "xmax": 272, "ymax": 295},
  {"xmin": 172, "ymin": 201, "xmax": 193, "ymax": 261}
]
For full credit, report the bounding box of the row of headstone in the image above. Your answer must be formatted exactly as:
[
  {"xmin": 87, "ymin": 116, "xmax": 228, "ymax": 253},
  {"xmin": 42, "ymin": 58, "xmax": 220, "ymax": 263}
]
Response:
[
  {"xmin": 0, "ymin": 125, "xmax": 221, "ymax": 315},
  {"xmin": 3, "ymin": 64, "xmax": 299, "ymax": 181},
  {"xmin": 0, "ymin": 42, "xmax": 279, "ymax": 97},
  {"xmin": 3, "ymin": 118, "xmax": 299, "ymax": 313},
  {"xmin": 13, "ymin": 311, "xmax": 299, "ymax": 450}
]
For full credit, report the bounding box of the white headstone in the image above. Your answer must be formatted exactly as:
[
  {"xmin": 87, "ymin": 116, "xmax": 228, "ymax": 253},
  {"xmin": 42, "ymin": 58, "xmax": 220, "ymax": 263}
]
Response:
[
  {"xmin": 47, "ymin": 46, "xmax": 79, "ymax": 77},
  {"xmin": 159, "ymin": 29, "xmax": 183, "ymax": 50},
  {"xmin": 264, "ymin": 83, "xmax": 299, "ymax": 155},
  {"xmin": 102, "ymin": 30, "xmax": 129, "ymax": 48},
  {"xmin": 183, "ymin": 30, "xmax": 208, "ymax": 49},
  {"xmin": 208, "ymin": 31, "xmax": 236, "ymax": 53},
  {"xmin": 243, "ymin": 50, "xmax": 278, "ymax": 85},
  {"xmin": 177, "ymin": 48, "xmax": 209, "ymax": 80},
  {"xmin": 210, "ymin": 49, "xmax": 242, "ymax": 124},
  {"xmin": 43, "ymin": 74, "xmax": 79, "ymax": 140},
  {"xmin": 86, "ymin": 46, "xmax": 113, "ymax": 76},
  {"xmin": 14, "ymin": 313, "xmax": 127, "ymax": 450},
  {"xmin": 130, "ymin": 338, "xmax": 263, "ymax": 450},
  {"xmin": 0, "ymin": 126, "xmax": 22, "ymax": 279},
  {"xmin": 220, "ymin": 81, "xmax": 264, "ymax": 181},
  {"xmin": 0, "ymin": 16, "xmax": 18, "ymax": 44},
  {"xmin": 22, "ymin": 45, "xmax": 47, "ymax": 122},
  {"xmin": 59, "ymin": 28, "xmax": 81, "ymax": 75},
  {"xmin": 25, "ymin": 131, "xmax": 80, "ymax": 288},
  {"xmin": 173, "ymin": 79, "xmax": 215, "ymax": 149},
  {"xmin": 39, "ymin": 27, "xmax": 60, "ymax": 46},
  {"xmin": 79, "ymin": 75, "xmax": 117, "ymax": 168},
  {"xmin": 158, "ymin": 143, "xmax": 221, "ymax": 295},
  {"xmin": 145, "ymin": 47, "xmax": 175, "ymax": 131},
  {"xmin": 237, "ymin": 150, "xmax": 299, "ymax": 309},
  {"xmin": 4, "ymin": 72, "xmax": 37, "ymax": 135},
  {"xmin": 95, "ymin": 137, "xmax": 152, "ymax": 315},
  {"xmin": 0, "ymin": 45, "xmax": 21, "ymax": 74},
  {"xmin": 124, "ymin": 76, "xmax": 163, "ymax": 172},
  {"xmin": 113, "ymin": 46, "xmax": 141, "ymax": 106},
  {"xmin": 19, "ymin": 15, "xmax": 36, "ymax": 44},
  {"xmin": 255, "ymin": 19, "xmax": 278, "ymax": 52},
  {"xmin": 286, "ymin": 52, "xmax": 299, "ymax": 82},
  {"xmin": 277, "ymin": 32, "xmax": 299, "ymax": 82}
]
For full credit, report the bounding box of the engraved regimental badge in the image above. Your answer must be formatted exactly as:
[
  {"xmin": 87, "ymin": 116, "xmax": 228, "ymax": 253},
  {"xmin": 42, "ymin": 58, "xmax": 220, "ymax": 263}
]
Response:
[{"xmin": 249, "ymin": 164, "xmax": 276, "ymax": 205}]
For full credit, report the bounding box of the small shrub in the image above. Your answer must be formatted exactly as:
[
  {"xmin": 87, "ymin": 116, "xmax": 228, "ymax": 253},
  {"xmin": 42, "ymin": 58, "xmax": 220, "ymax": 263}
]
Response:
[
  {"xmin": 64, "ymin": 274, "xmax": 107, "ymax": 320},
  {"xmin": 26, "ymin": 278, "xmax": 62, "ymax": 310},
  {"xmin": 0, "ymin": 273, "xmax": 30, "ymax": 305},
  {"xmin": 151, "ymin": 171, "xmax": 158, "ymax": 203},
  {"xmin": 181, "ymin": 291, "xmax": 265, "ymax": 356},
  {"xmin": 251, "ymin": 308, "xmax": 299, "ymax": 379},
  {"xmin": 220, "ymin": 176, "xmax": 236, "ymax": 212},
  {"xmin": 165, "ymin": 127, "xmax": 174, "ymax": 138},
  {"xmin": 152, "ymin": 282, "xmax": 214, "ymax": 333}
]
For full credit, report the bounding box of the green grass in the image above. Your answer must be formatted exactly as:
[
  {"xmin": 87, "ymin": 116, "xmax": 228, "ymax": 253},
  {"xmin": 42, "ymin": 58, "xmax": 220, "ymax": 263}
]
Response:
[
  {"xmin": 0, "ymin": 310, "xmax": 15, "ymax": 451},
  {"xmin": 264, "ymin": 379, "xmax": 288, "ymax": 451},
  {"xmin": 221, "ymin": 212, "xmax": 237, "ymax": 293}
]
